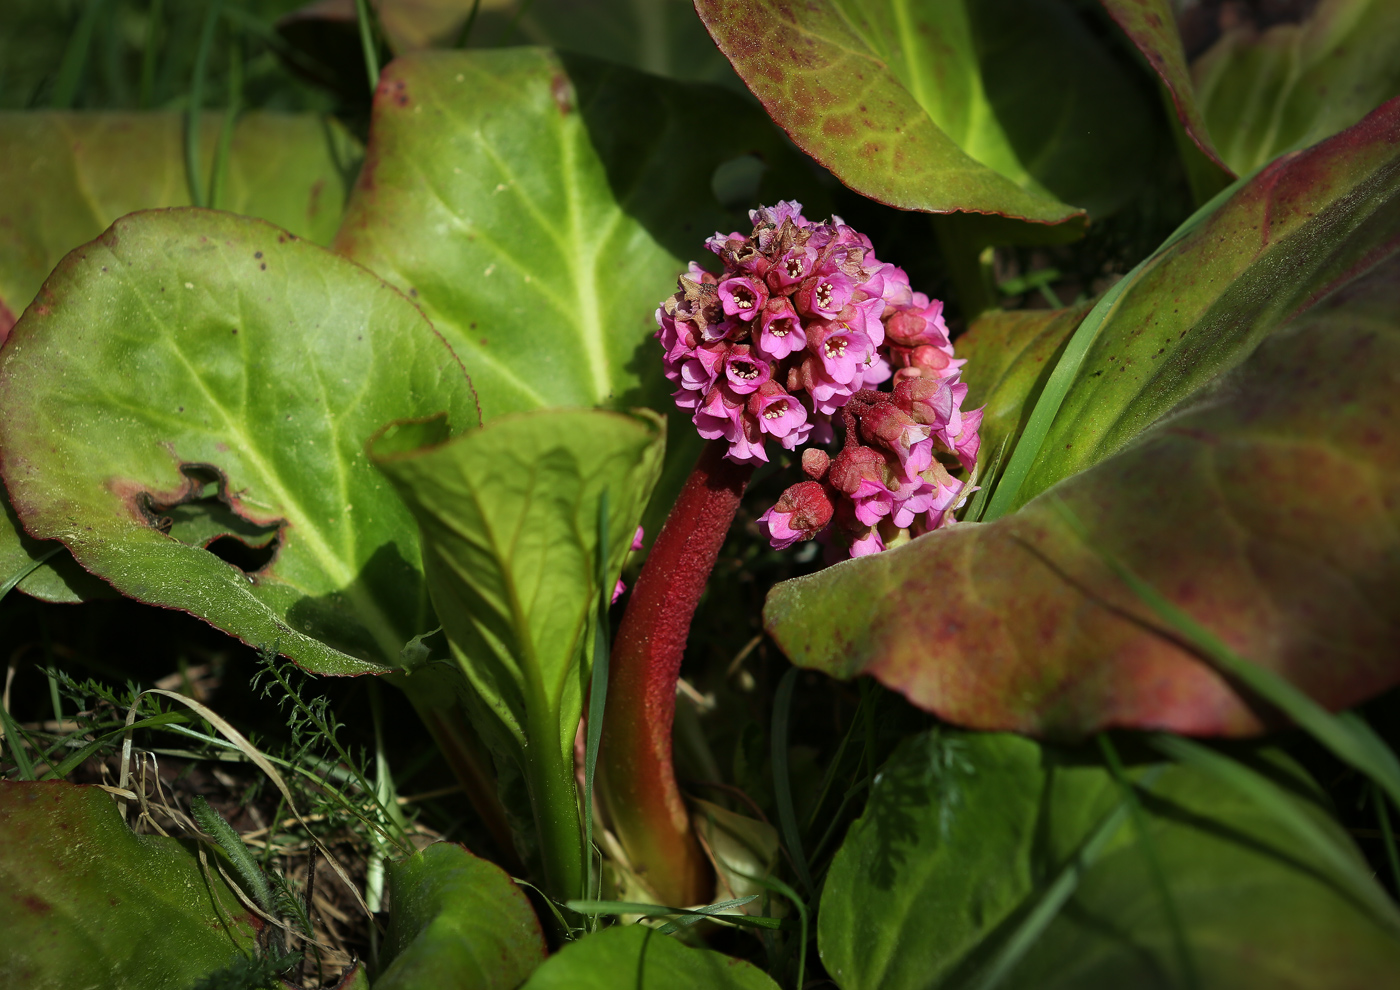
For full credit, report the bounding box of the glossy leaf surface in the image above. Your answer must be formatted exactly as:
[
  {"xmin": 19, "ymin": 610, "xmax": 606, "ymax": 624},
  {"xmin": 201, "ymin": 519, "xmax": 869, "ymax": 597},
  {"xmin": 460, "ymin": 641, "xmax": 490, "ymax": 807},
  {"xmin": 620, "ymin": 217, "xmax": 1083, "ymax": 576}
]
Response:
[
  {"xmin": 0, "ymin": 487, "xmax": 113, "ymax": 603},
  {"xmin": 1193, "ymin": 0, "xmax": 1400, "ymax": 175},
  {"xmin": 376, "ymin": 842, "xmax": 546, "ymax": 990},
  {"xmin": 767, "ymin": 246, "xmax": 1400, "ymax": 737},
  {"xmin": 695, "ymin": 0, "xmax": 1156, "ymax": 223},
  {"xmin": 519, "ymin": 925, "xmax": 780, "ymax": 990},
  {"xmin": 1098, "ymin": 0, "xmax": 1232, "ymax": 173},
  {"xmin": 0, "ymin": 111, "xmax": 358, "ymax": 333},
  {"xmin": 821, "ymin": 731, "xmax": 1400, "ymax": 989},
  {"xmin": 1014, "ymin": 95, "xmax": 1400, "ymax": 511},
  {"xmin": 0, "ymin": 781, "xmax": 259, "ymax": 988},
  {"xmin": 0, "ymin": 209, "xmax": 479, "ymax": 675}
]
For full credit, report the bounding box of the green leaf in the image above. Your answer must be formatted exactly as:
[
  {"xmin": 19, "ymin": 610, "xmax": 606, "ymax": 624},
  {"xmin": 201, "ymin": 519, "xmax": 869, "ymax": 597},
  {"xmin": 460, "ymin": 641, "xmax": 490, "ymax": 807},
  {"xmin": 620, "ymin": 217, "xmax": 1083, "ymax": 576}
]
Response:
[
  {"xmin": 2, "ymin": 482, "xmax": 116, "ymax": 604},
  {"xmin": 820, "ymin": 731, "xmax": 1400, "ymax": 990},
  {"xmin": 694, "ymin": 0, "xmax": 1158, "ymax": 224},
  {"xmin": 370, "ymin": 407, "xmax": 664, "ymax": 899},
  {"xmin": 952, "ymin": 301, "xmax": 1093, "ymax": 500},
  {"xmin": 766, "ymin": 242, "xmax": 1400, "ymax": 737},
  {"xmin": 518, "ymin": 925, "xmax": 781, "ymax": 990},
  {"xmin": 1193, "ymin": 0, "xmax": 1400, "ymax": 175},
  {"xmin": 0, "ymin": 780, "xmax": 259, "ymax": 988},
  {"xmin": 334, "ymin": 48, "xmax": 821, "ymax": 533},
  {"xmin": 0, "ymin": 209, "xmax": 479, "ymax": 675},
  {"xmin": 1006, "ymin": 94, "xmax": 1400, "ymax": 513},
  {"xmin": 0, "ymin": 111, "xmax": 360, "ymax": 329},
  {"xmin": 1098, "ymin": 0, "xmax": 1233, "ymax": 174},
  {"xmin": 375, "ymin": 843, "xmax": 547, "ymax": 990}
]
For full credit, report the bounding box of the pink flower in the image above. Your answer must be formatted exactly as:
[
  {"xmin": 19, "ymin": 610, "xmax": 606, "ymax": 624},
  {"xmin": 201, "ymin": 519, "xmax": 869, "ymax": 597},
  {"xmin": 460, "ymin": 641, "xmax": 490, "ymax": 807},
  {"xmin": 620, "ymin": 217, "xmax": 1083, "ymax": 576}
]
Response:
[
  {"xmin": 796, "ymin": 271, "xmax": 855, "ymax": 319},
  {"xmin": 718, "ymin": 275, "xmax": 768, "ymax": 321},
  {"xmin": 724, "ymin": 344, "xmax": 772, "ymax": 395},
  {"xmin": 748, "ymin": 382, "xmax": 809, "ymax": 443},
  {"xmin": 755, "ymin": 298, "xmax": 806, "ymax": 361},
  {"xmin": 759, "ymin": 480, "xmax": 834, "ymax": 549},
  {"xmin": 694, "ymin": 386, "xmax": 743, "ymax": 441},
  {"xmin": 811, "ymin": 324, "xmax": 873, "ymax": 386},
  {"xmin": 951, "ymin": 406, "xmax": 984, "ymax": 472},
  {"xmin": 885, "ymin": 296, "xmax": 949, "ymax": 349},
  {"xmin": 848, "ymin": 526, "xmax": 886, "ymax": 557},
  {"xmin": 860, "ymin": 403, "xmax": 932, "ymax": 480}
]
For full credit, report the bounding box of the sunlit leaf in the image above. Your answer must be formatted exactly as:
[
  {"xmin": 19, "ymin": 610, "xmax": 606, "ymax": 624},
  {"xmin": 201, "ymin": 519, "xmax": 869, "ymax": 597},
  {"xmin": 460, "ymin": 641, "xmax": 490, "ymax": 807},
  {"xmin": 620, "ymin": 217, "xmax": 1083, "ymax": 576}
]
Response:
[
  {"xmin": 334, "ymin": 47, "xmax": 820, "ymax": 529},
  {"xmin": 694, "ymin": 0, "xmax": 1158, "ymax": 224},
  {"xmin": 375, "ymin": 842, "xmax": 547, "ymax": 990},
  {"xmin": 0, "ymin": 781, "xmax": 260, "ymax": 988},
  {"xmin": 821, "ymin": 731, "xmax": 1400, "ymax": 989},
  {"xmin": 0, "ymin": 209, "xmax": 479, "ymax": 675}
]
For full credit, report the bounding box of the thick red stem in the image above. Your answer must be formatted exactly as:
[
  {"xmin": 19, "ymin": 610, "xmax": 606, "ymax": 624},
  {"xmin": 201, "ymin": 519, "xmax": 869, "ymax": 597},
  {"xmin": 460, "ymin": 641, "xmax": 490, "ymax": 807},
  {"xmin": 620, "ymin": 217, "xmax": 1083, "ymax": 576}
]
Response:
[{"xmin": 598, "ymin": 439, "xmax": 752, "ymax": 906}]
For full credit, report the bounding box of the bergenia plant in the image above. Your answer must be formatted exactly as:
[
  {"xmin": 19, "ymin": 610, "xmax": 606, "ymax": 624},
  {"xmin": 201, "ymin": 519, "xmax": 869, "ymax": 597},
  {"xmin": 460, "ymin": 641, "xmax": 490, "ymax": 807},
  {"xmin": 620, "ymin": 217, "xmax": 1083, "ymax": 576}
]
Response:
[{"xmin": 3, "ymin": 0, "xmax": 1400, "ymax": 988}]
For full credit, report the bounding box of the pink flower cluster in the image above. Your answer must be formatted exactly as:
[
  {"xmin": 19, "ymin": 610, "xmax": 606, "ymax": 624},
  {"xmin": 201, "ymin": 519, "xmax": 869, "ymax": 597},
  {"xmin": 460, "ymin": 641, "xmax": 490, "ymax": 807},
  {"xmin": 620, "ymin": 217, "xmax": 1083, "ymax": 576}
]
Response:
[{"xmin": 656, "ymin": 201, "xmax": 982, "ymax": 560}]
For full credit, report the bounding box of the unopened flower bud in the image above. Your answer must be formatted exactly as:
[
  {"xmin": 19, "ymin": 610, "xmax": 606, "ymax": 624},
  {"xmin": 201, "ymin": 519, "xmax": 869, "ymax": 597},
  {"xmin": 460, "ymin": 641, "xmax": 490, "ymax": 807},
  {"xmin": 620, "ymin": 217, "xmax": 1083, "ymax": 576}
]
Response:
[{"xmin": 802, "ymin": 448, "xmax": 830, "ymax": 480}]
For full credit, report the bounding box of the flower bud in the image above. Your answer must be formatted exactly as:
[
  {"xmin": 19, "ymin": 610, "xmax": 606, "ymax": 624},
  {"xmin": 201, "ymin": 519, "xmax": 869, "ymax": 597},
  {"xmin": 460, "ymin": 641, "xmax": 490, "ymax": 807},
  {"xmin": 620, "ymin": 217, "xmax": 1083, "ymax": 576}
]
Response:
[{"xmin": 801, "ymin": 448, "xmax": 830, "ymax": 480}]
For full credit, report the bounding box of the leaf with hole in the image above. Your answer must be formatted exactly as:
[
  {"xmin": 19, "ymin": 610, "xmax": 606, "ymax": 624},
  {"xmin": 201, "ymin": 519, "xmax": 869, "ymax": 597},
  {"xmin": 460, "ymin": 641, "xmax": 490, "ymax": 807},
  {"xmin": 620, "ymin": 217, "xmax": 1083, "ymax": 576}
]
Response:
[
  {"xmin": 820, "ymin": 730, "xmax": 1400, "ymax": 990},
  {"xmin": 374, "ymin": 842, "xmax": 547, "ymax": 990},
  {"xmin": 0, "ymin": 208, "xmax": 479, "ymax": 676},
  {"xmin": 0, "ymin": 780, "xmax": 260, "ymax": 989},
  {"xmin": 694, "ymin": 0, "xmax": 1158, "ymax": 225}
]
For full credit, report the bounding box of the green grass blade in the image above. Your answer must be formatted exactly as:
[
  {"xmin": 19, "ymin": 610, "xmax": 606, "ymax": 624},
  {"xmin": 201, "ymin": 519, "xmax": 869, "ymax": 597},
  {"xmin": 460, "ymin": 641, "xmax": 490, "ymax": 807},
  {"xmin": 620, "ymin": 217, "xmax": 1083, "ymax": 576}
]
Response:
[
  {"xmin": 192, "ymin": 794, "xmax": 275, "ymax": 913},
  {"xmin": 1051, "ymin": 498, "xmax": 1400, "ymax": 811},
  {"xmin": 967, "ymin": 779, "xmax": 1155, "ymax": 990},
  {"xmin": 1152, "ymin": 734, "xmax": 1400, "ymax": 935},
  {"xmin": 771, "ymin": 666, "xmax": 813, "ymax": 894},
  {"xmin": 1098, "ymin": 735, "xmax": 1198, "ymax": 990},
  {"xmin": 139, "ymin": 0, "xmax": 164, "ymax": 108},
  {"xmin": 981, "ymin": 171, "xmax": 1254, "ymax": 522},
  {"xmin": 1376, "ymin": 784, "xmax": 1400, "ymax": 895},
  {"xmin": 582, "ymin": 492, "xmax": 611, "ymax": 905},
  {"xmin": 50, "ymin": 0, "xmax": 104, "ymax": 108},
  {"xmin": 42, "ymin": 711, "xmax": 192, "ymax": 780},
  {"xmin": 2, "ymin": 545, "xmax": 62, "ymax": 603},
  {"xmin": 185, "ymin": 0, "xmax": 223, "ymax": 209},
  {"xmin": 208, "ymin": 34, "xmax": 242, "ymax": 211},
  {"xmin": 353, "ymin": 0, "xmax": 380, "ymax": 92},
  {"xmin": 454, "ymin": 0, "xmax": 484, "ymax": 47},
  {"xmin": 0, "ymin": 699, "xmax": 37, "ymax": 780}
]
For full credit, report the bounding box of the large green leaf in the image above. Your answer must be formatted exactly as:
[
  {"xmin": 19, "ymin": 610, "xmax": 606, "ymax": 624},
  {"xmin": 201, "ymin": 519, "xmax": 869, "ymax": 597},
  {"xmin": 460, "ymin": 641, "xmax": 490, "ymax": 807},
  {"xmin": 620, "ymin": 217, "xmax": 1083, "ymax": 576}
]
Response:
[
  {"xmin": 375, "ymin": 842, "xmax": 547, "ymax": 990},
  {"xmin": 694, "ymin": 0, "xmax": 1156, "ymax": 223},
  {"xmin": 333, "ymin": 47, "xmax": 818, "ymax": 528},
  {"xmin": 0, "ymin": 110, "xmax": 359, "ymax": 333},
  {"xmin": 0, "ymin": 487, "xmax": 114, "ymax": 604},
  {"xmin": 1008, "ymin": 94, "xmax": 1400, "ymax": 513},
  {"xmin": 766, "ymin": 243, "xmax": 1400, "ymax": 737},
  {"xmin": 1193, "ymin": 0, "xmax": 1400, "ymax": 175},
  {"xmin": 821, "ymin": 731, "xmax": 1400, "ymax": 990},
  {"xmin": 0, "ymin": 209, "xmax": 479, "ymax": 675},
  {"xmin": 371, "ymin": 408, "xmax": 664, "ymax": 898},
  {"xmin": 0, "ymin": 780, "xmax": 260, "ymax": 988},
  {"xmin": 519, "ymin": 925, "xmax": 780, "ymax": 990}
]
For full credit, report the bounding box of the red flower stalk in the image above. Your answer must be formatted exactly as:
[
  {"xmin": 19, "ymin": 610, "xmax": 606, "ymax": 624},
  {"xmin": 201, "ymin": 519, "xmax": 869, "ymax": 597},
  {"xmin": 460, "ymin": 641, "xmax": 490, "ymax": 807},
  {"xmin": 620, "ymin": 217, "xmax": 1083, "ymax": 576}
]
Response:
[{"xmin": 597, "ymin": 440, "xmax": 750, "ymax": 906}]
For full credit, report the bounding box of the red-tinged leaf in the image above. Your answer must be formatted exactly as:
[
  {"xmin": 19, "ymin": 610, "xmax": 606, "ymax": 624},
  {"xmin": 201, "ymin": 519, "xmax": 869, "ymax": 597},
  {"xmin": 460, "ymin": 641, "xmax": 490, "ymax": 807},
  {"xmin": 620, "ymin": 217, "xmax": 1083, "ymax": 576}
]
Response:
[
  {"xmin": 765, "ymin": 249, "xmax": 1400, "ymax": 737},
  {"xmin": 1098, "ymin": 0, "xmax": 1232, "ymax": 174},
  {"xmin": 0, "ymin": 781, "xmax": 259, "ymax": 988},
  {"xmin": 693, "ymin": 0, "xmax": 1159, "ymax": 225},
  {"xmin": 1012, "ymin": 94, "xmax": 1400, "ymax": 514}
]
